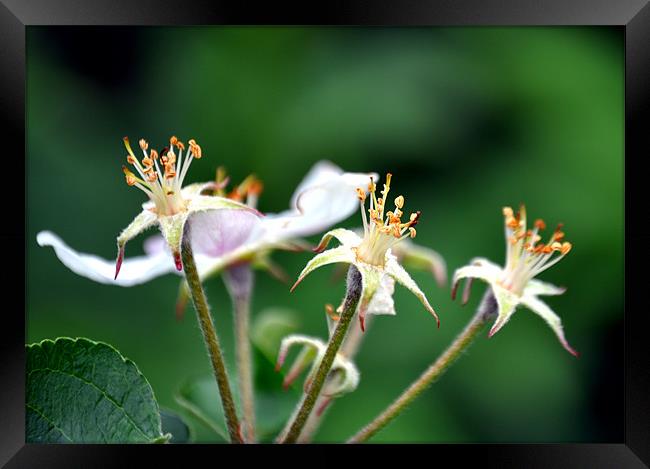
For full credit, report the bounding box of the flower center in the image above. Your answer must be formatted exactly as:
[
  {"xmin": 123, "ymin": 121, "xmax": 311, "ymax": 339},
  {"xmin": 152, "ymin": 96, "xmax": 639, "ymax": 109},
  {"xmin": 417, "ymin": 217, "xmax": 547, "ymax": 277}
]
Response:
[
  {"xmin": 121, "ymin": 136, "xmax": 202, "ymax": 216},
  {"xmin": 354, "ymin": 173, "xmax": 420, "ymax": 267},
  {"xmin": 500, "ymin": 205, "xmax": 572, "ymax": 295}
]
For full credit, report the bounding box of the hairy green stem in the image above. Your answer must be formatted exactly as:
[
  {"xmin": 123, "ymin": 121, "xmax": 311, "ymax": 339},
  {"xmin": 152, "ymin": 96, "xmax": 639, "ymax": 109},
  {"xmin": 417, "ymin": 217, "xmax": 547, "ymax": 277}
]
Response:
[
  {"xmin": 224, "ymin": 265, "xmax": 256, "ymax": 443},
  {"xmin": 181, "ymin": 239, "xmax": 243, "ymax": 444},
  {"xmin": 297, "ymin": 314, "xmax": 371, "ymax": 443},
  {"xmin": 348, "ymin": 289, "xmax": 497, "ymax": 443},
  {"xmin": 279, "ymin": 265, "xmax": 362, "ymax": 444}
]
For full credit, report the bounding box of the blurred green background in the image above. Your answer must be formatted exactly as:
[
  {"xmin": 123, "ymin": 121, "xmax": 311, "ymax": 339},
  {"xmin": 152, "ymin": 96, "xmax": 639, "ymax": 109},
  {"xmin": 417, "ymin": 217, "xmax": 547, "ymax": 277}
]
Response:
[{"xmin": 26, "ymin": 27, "xmax": 623, "ymax": 443}]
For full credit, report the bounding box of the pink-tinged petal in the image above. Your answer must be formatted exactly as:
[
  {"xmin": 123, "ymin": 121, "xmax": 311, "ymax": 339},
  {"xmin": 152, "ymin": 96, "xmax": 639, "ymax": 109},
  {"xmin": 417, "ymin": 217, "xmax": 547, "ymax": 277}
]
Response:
[
  {"xmin": 143, "ymin": 234, "xmax": 166, "ymax": 256},
  {"xmin": 188, "ymin": 209, "xmax": 262, "ymax": 257},
  {"xmin": 37, "ymin": 231, "xmax": 177, "ymax": 287},
  {"xmin": 520, "ymin": 294, "xmax": 579, "ymax": 357}
]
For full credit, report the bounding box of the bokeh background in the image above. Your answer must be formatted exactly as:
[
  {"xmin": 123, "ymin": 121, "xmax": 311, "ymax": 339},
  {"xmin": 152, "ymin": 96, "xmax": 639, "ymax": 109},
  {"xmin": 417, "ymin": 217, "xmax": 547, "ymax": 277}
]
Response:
[{"xmin": 26, "ymin": 27, "xmax": 623, "ymax": 443}]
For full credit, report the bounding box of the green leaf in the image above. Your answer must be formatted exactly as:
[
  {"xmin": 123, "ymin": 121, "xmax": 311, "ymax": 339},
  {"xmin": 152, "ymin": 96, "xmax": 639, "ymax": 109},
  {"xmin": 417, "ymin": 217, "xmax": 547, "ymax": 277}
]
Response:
[
  {"xmin": 160, "ymin": 409, "xmax": 191, "ymax": 443},
  {"xmin": 26, "ymin": 337, "xmax": 170, "ymax": 444},
  {"xmin": 250, "ymin": 307, "xmax": 301, "ymax": 365}
]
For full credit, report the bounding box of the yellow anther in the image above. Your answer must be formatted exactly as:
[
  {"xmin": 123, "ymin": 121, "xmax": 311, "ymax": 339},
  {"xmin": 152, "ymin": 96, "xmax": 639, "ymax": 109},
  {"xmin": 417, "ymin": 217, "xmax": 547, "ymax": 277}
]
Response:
[
  {"xmin": 150, "ymin": 149, "xmax": 158, "ymax": 160},
  {"xmin": 139, "ymin": 139, "xmax": 148, "ymax": 150},
  {"xmin": 356, "ymin": 188, "xmax": 366, "ymax": 202},
  {"xmin": 170, "ymin": 136, "xmax": 178, "ymax": 146},
  {"xmin": 395, "ymin": 195, "xmax": 404, "ymax": 209},
  {"xmin": 503, "ymin": 206, "xmax": 514, "ymax": 218},
  {"xmin": 409, "ymin": 227, "xmax": 417, "ymax": 238},
  {"xmin": 561, "ymin": 242, "xmax": 572, "ymax": 255},
  {"xmin": 126, "ymin": 155, "xmax": 137, "ymax": 165},
  {"xmin": 146, "ymin": 172, "xmax": 158, "ymax": 182},
  {"xmin": 534, "ymin": 219, "xmax": 546, "ymax": 230},
  {"xmin": 368, "ymin": 178, "xmax": 376, "ymax": 193},
  {"xmin": 551, "ymin": 241, "xmax": 562, "ymax": 250},
  {"xmin": 175, "ymin": 140, "xmax": 185, "ymax": 151},
  {"xmin": 142, "ymin": 157, "xmax": 153, "ymax": 168},
  {"xmin": 542, "ymin": 245, "xmax": 553, "ymax": 254}
]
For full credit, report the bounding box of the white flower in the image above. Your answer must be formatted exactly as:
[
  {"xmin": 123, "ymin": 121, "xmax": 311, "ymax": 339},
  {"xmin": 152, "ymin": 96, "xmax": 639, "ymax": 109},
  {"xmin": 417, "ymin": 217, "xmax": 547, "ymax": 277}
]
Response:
[
  {"xmin": 37, "ymin": 136, "xmax": 258, "ymax": 285},
  {"xmin": 290, "ymin": 173, "xmax": 440, "ymax": 331},
  {"xmin": 38, "ymin": 155, "xmax": 376, "ymax": 288},
  {"xmin": 451, "ymin": 205, "xmax": 578, "ymax": 356}
]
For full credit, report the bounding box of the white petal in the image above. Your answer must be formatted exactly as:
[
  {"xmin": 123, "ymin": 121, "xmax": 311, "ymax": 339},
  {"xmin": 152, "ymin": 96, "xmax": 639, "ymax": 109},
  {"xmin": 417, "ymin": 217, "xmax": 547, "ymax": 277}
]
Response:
[
  {"xmin": 385, "ymin": 256, "xmax": 439, "ymax": 326},
  {"xmin": 520, "ymin": 294, "xmax": 579, "ymax": 356},
  {"xmin": 37, "ymin": 231, "xmax": 176, "ymax": 287},
  {"xmin": 313, "ymin": 228, "xmax": 363, "ymax": 252},
  {"xmin": 260, "ymin": 162, "xmax": 377, "ymax": 242},
  {"xmin": 366, "ymin": 274, "xmax": 396, "ymax": 316},
  {"xmin": 524, "ymin": 279, "xmax": 566, "ymax": 297}
]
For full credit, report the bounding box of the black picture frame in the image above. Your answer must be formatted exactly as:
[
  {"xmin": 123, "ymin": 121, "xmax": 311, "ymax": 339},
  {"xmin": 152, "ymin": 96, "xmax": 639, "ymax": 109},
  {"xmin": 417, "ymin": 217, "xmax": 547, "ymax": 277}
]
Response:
[{"xmin": 3, "ymin": 0, "xmax": 648, "ymax": 466}]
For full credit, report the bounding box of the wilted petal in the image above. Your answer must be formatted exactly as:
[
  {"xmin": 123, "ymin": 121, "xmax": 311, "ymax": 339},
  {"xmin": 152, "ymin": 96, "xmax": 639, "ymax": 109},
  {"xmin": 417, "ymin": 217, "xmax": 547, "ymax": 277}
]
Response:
[
  {"xmin": 520, "ymin": 294, "xmax": 579, "ymax": 357},
  {"xmin": 313, "ymin": 228, "xmax": 363, "ymax": 253},
  {"xmin": 356, "ymin": 264, "xmax": 382, "ymax": 331},
  {"xmin": 37, "ymin": 231, "xmax": 176, "ymax": 287},
  {"xmin": 385, "ymin": 255, "xmax": 439, "ymax": 327},
  {"xmin": 524, "ymin": 279, "xmax": 566, "ymax": 297},
  {"xmin": 451, "ymin": 258, "xmax": 502, "ymax": 304},
  {"xmin": 366, "ymin": 274, "xmax": 396, "ymax": 316},
  {"xmin": 290, "ymin": 246, "xmax": 356, "ymax": 292},
  {"xmin": 276, "ymin": 333, "xmax": 359, "ymax": 397},
  {"xmin": 322, "ymin": 354, "xmax": 360, "ymax": 398},
  {"xmin": 487, "ymin": 284, "xmax": 520, "ymax": 338}
]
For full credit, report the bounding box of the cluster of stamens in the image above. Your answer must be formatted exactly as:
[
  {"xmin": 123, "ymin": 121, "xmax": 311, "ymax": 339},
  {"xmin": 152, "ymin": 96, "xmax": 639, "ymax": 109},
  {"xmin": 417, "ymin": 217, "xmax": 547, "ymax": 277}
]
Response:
[
  {"xmin": 354, "ymin": 173, "xmax": 420, "ymax": 267},
  {"xmin": 121, "ymin": 136, "xmax": 202, "ymax": 216},
  {"xmin": 500, "ymin": 205, "xmax": 572, "ymax": 294}
]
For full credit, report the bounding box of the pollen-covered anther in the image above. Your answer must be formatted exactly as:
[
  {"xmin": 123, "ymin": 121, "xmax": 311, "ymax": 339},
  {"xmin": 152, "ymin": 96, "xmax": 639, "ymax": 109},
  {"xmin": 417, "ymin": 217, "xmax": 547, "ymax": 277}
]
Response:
[
  {"xmin": 139, "ymin": 139, "xmax": 148, "ymax": 151},
  {"xmin": 561, "ymin": 242, "xmax": 572, "ymax": 255},
  {"xmin": 356, "ymin": 188, "xmax": 366, "ymax": 202},
  {"xmin": 188, "ymin": 139, "xmax": 202, "ymax": 158},
  {"xmin": 534, "ymin": 219, "xmax": 546, "ymax": 230},
  {"xmin": 394, "ymin": 195, "xmax": 404, "ymax": 209},
  {"xmin": 409, "ymin": 227, "xmax": 416, "ymax": 238}
]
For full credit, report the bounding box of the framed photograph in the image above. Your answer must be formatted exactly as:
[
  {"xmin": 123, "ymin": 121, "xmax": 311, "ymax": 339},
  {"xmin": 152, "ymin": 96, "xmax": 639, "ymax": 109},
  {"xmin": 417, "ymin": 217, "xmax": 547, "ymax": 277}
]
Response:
[{"xmin": 2, "ymin": 0, "xmax": 648, "ymax": 466}]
